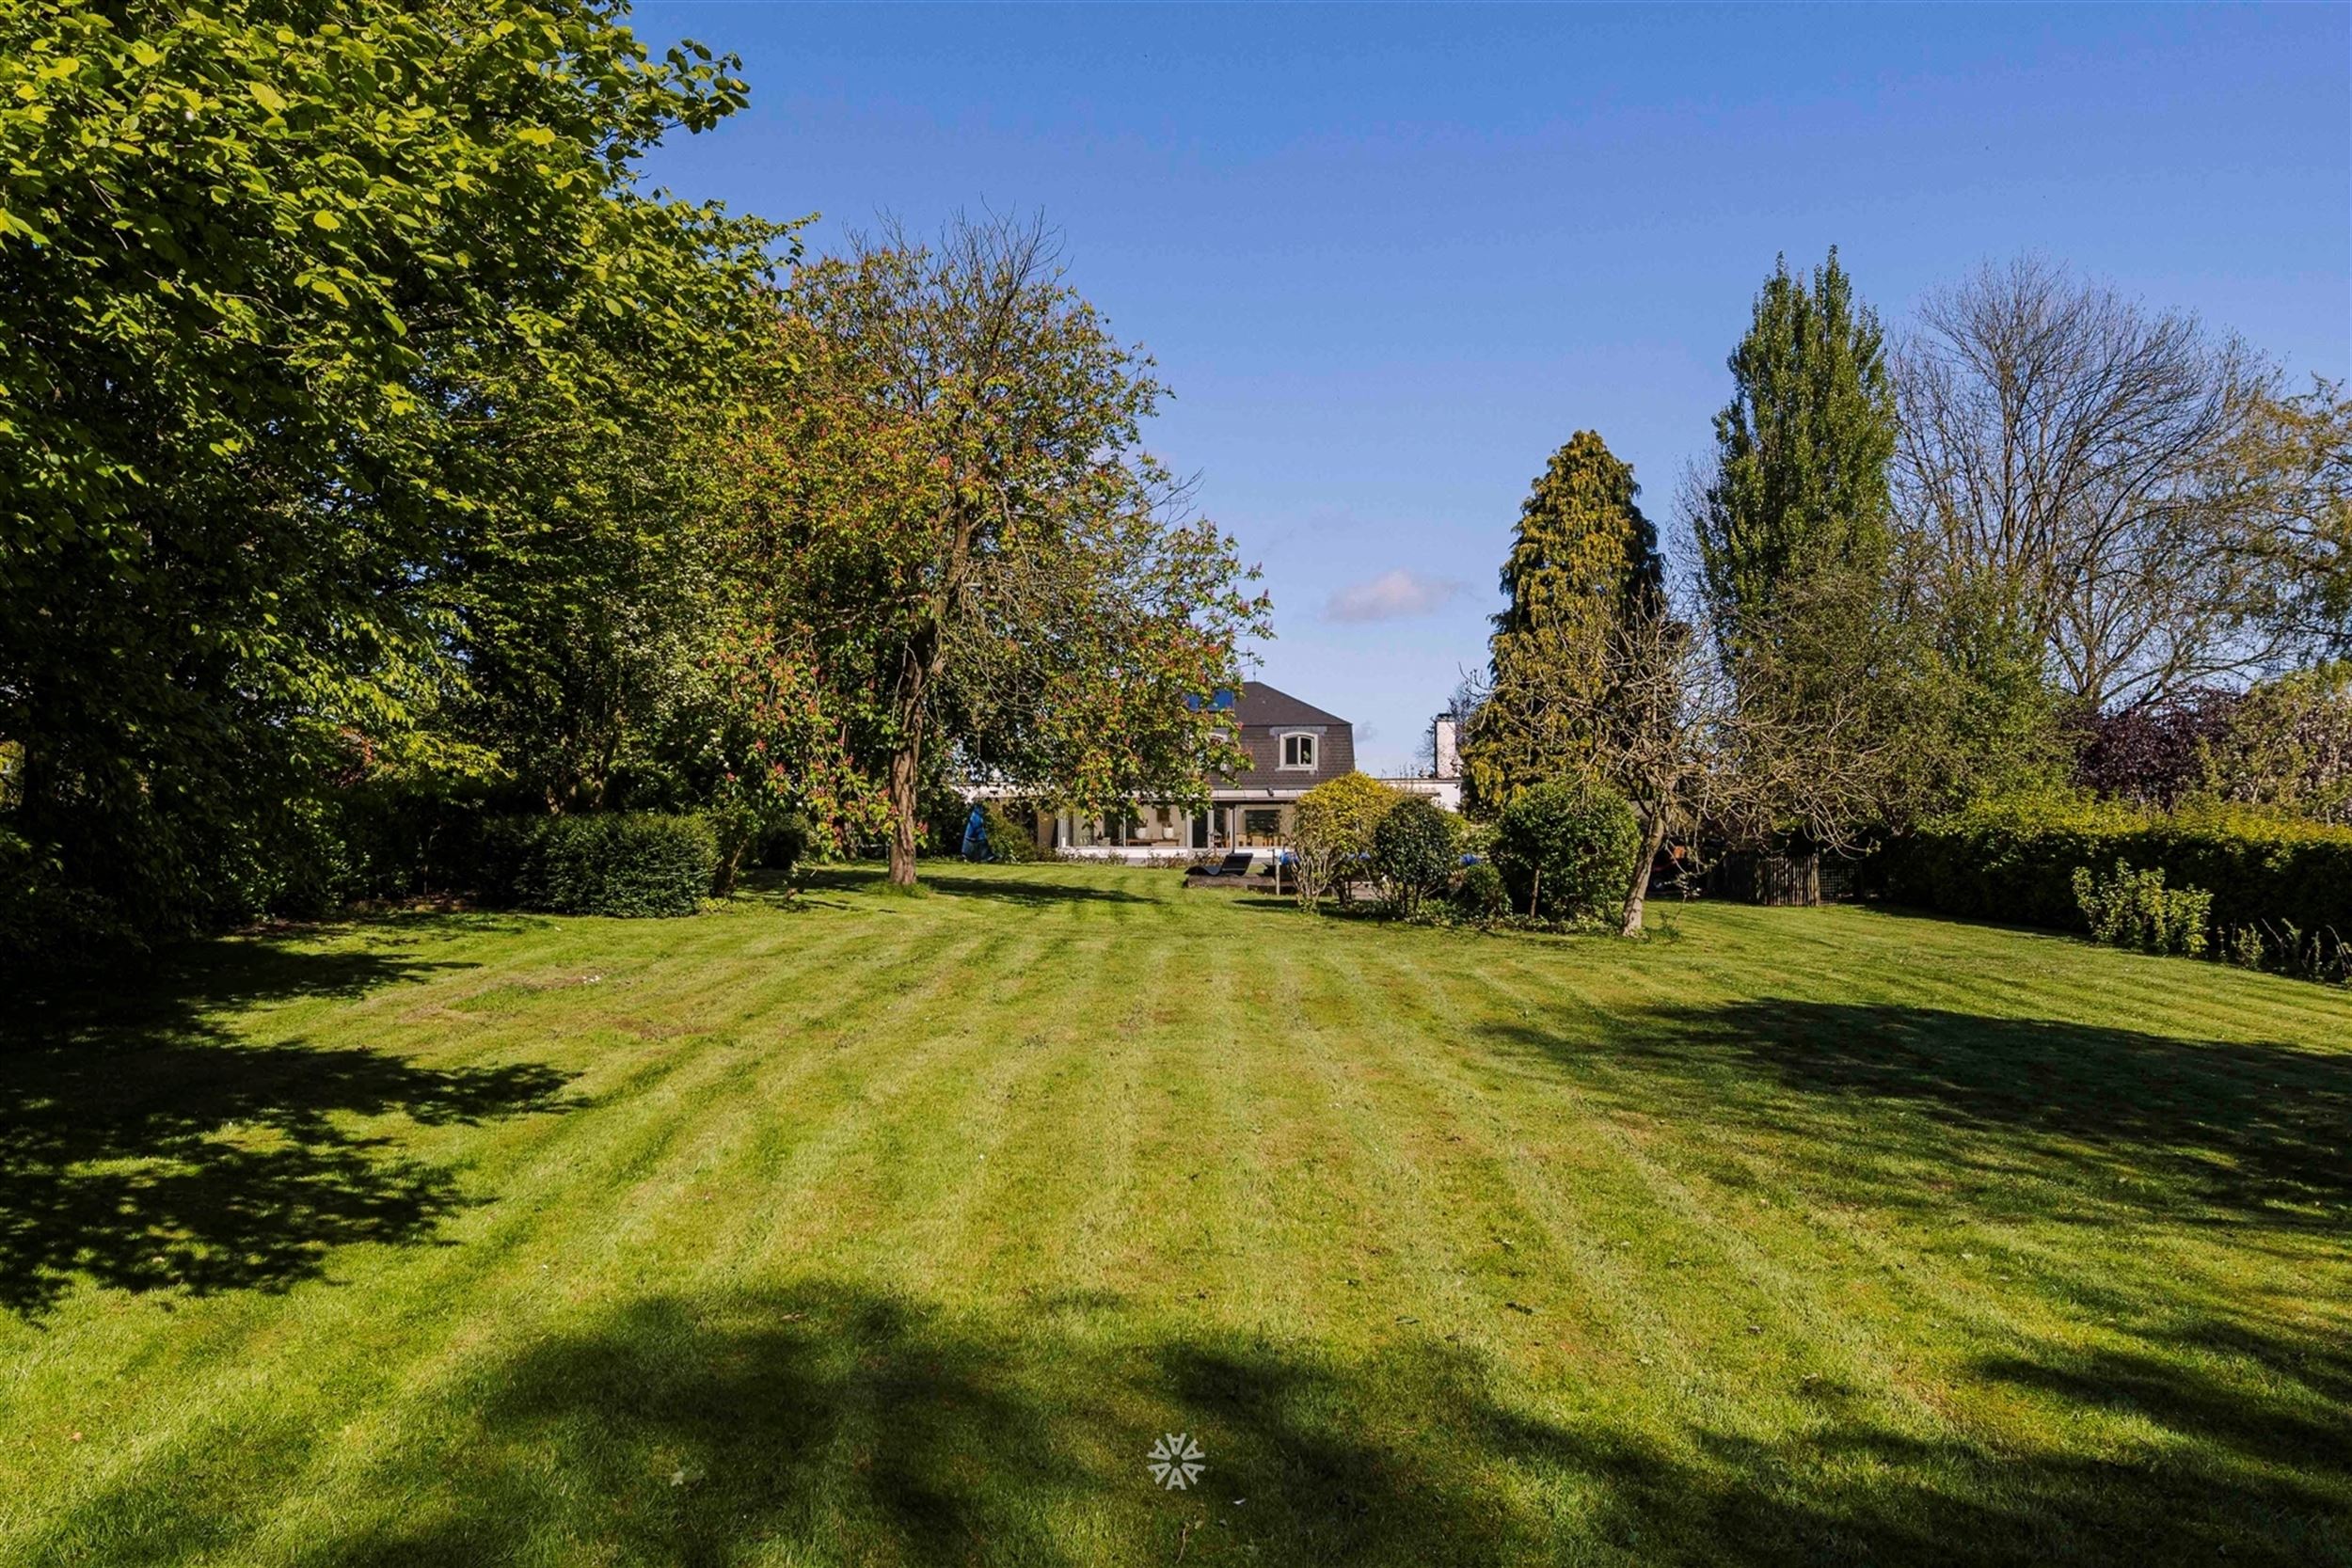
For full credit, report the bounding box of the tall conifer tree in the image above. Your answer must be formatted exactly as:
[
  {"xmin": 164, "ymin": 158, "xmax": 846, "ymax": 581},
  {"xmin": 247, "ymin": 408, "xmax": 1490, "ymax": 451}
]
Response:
[
  {"xmin": 1462, "ymin": 431, "xmax": 1665, "ymax": 810},
  {"xmin": 1695, "ymin": 249, "xmax": 1898, "ymax": 648}
]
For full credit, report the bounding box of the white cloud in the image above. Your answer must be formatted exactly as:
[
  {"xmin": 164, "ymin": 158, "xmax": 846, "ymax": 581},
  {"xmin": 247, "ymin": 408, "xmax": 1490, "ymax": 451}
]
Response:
[{"xmin": 1323, "ymin": 568, "xmax": 1465, "ymax": 624}]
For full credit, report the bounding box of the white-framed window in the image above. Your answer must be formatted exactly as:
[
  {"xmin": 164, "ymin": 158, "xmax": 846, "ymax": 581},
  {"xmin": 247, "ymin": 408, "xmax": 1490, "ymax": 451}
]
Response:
[{"xmin": 1280, "ymin": 733, "xmax": 1317, "ymax": 769}]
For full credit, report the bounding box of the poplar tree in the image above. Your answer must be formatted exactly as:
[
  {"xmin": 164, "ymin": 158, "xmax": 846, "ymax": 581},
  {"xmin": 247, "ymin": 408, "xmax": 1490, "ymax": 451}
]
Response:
[
  {"xmin": 1462, "ymin": 431, "xmax": 1665, "ymax": 811},
  {"xmin": 1695, "ymin": 249, "xmax": 1898, "ymax": 649}
]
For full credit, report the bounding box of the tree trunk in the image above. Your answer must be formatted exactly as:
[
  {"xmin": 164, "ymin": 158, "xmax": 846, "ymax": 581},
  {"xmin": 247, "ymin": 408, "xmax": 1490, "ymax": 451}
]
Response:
[
  {"xmin": 1620, "ymin": 810, "xmax": 1669, "ymax": 937},
  {"xmin": 884, "ymin": 509, "xmax": 965, "ymax": 890},
  {"xmin": 885, "ymin": 743, "xmax": 922, "ymax": 886},
  {"xmin": 885, "ymin": 656, "xmax": 929, "ymax": 888}
]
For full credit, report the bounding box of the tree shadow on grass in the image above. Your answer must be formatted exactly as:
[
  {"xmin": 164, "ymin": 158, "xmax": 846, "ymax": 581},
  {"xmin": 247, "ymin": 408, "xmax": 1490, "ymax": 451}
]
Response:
[
  {"xmin": 798, "ymin": 866, "xmax": 1152, "ymax": 906},
  {"xmin": 1487, "ymin": 1001, "xmax": 2352, "ymax": 1230},
  {"xmin": 1, "ymin": 937, "xmax": 572, "ymax": 1316},
  {"xmin": 922, "ymin": 872, "xmax": 1154, "ymax": 907},
  {"xmin": 97, "ymin": 1280, "xmax": 2345, "ymax": 1567}
]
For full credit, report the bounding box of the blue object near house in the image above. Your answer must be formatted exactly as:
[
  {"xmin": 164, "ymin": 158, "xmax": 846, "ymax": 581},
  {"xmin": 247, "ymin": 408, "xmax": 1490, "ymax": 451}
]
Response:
[{"xmin": 961, "ymin": 804, "xmax": 988, "ymax": 861}]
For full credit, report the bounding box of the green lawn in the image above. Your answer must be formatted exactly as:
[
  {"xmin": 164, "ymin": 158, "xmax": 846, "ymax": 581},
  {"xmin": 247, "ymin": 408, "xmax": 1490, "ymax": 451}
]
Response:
[{"xmin": 3, "ymin": 863, "xmax": 2347, "ymax": 1566}]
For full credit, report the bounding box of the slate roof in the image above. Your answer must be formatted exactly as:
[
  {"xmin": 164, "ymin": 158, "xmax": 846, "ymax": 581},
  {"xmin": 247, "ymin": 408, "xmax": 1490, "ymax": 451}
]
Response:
[
  {"xmin": 1230, "ymin": 681, "xmax": 1349, "ymax": 730},
  {"xmin": 1214, "ymin": 681, "xmax": 1355, "ymax": 794}
]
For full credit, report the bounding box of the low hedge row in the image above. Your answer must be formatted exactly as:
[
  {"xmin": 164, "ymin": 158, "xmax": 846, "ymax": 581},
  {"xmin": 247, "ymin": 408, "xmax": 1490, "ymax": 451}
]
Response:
[
  {"xmin": 481, "ymin": 812, "xmax": 720, "ymax": 918},
  {"xmin": 1878, "ymin": 797, "xmax": 2352, "ymax": 938}
]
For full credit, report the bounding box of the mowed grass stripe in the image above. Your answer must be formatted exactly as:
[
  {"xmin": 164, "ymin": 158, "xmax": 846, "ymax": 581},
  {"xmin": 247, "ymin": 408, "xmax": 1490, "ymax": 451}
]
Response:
[
  {"xmin": 1420, "ymin": 939, "xmax": 1980, "ymax": 1457},
  {"xmin": 1337, "ymin": 928, "xmax": 1898, "ymax": 1455},
  {"xmin": 13, "ymin": 917, "xmax": 1005, "ymax": 1566},
  {"xmin": 1466, "ymin": 933, "xmax": 2163, "ymax": 1399},
  {"xmin": 4, "ymin": 862, "xmax": 2348, "ymax": 1568},
  {"xmin": 227, "ymin": 918, "xmax": 1019, "ymax": 1566}
]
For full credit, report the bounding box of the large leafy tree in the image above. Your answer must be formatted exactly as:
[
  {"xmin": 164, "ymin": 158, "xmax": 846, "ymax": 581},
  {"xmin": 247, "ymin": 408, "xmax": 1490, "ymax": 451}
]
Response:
[
  {"xmin": 2228, "ymin": 379, "xmax": 2352, "ymax": 658},
  {"xmin": 0, "ymin": 0, "xmax": 786, "ymax": 942},
  {"xmin": 739, "ymin": 215, "xmax": 1272, "ymax": 886},
  {"xmin": 1460, "ymin": 431, "xmax": 1664, "ymax": 811},
  {"xmin": 1695, "ymin": 248, "xmax": 1898, "ymax": 650}
]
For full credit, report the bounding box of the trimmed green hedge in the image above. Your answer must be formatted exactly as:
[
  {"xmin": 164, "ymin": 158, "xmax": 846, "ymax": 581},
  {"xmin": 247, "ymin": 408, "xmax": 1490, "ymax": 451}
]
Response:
[
  {"xmin": 1879, "ymin": 797, "xmax": 2352, "ymax": 938},
  {"xmin": 482, "ymin": 812, "xmax": 719, "ymax": 918},
  {"xmin": 1488, "ymin": 778, "xmax": 1641, "ymax": 925}
]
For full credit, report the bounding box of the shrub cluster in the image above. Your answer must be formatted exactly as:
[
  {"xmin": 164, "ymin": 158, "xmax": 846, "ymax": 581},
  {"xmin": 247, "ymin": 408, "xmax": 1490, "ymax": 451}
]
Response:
[
  {"xmin": 483, "ymin": 813, "xmax": 719, "ymax": 918},
  {"xmin": 1881, "ymin": 795, "xmax": 2352, "ymax": 984},
  {"xmin": 2071, "ymin": 860, "xmax": 2211, "ymax": 957},
  {"xmin": 2219, "ymin": 920, "xmax": 2352, "ymax": 986},
  {"xmin": 2065, "ymin": 687, "xmax": 2239, "ymax": 809},
  {"xmin": 1371, "ymin": 796, "xmax": 1460, "ymax": 915},
  {"xmin": 1293, "ymin": 772, "xmax": 1407, "ymax": 905},
  {"xmin": 1453, "ymin": 861, "xmax": 1511, "ymax": 921},
  {"xmin": 1488, "ymin": 778, "xmax": 1642, "ymax": 925},
  {"xmin": 979, "ymin": 802, "xmax": 1041, "ymax": 863}
]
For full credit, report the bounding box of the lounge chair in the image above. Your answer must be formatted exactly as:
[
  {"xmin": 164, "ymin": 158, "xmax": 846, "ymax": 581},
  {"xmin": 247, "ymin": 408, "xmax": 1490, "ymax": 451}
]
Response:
[{"xmin": 1189, "ymin": 851, "xmax": 1255, "ymax": 879}]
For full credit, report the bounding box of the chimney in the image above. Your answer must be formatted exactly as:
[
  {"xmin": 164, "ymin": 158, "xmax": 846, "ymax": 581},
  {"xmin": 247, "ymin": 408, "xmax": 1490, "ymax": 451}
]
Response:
[{"xmin": 1433, "ymin": 715, "xmax": 1460, "ymax": 779}]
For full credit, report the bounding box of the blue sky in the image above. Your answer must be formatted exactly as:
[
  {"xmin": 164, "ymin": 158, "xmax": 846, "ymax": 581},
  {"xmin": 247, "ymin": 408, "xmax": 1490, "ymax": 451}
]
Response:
[{"xmin": 635, "ymin": 3, "xmax": 2351, "ymax": 772}]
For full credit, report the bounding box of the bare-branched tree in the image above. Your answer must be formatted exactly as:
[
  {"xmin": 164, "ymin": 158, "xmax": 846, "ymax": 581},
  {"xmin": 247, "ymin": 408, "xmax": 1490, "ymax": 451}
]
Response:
[{"xmin": 1895, "ymin": 258, "xmax": 2303, "ymax": 711}]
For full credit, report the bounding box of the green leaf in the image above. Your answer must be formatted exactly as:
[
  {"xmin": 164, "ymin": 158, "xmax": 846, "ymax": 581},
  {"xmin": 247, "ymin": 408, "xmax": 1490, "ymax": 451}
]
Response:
[
  {"xmin": 311, "ymin": 210, "xmax": 342, "ymax": 230},
  {"xmin": 248, "ymin": 81, "xmax": 288, "ymax": 115}
]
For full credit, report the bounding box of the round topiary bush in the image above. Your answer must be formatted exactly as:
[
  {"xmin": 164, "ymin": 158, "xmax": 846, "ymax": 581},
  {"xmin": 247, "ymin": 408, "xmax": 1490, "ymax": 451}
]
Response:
[
  {"xmin": 1489, "ymin": 777, "xmax": 1641, "ymax": 924},
  {"xmin": 1372, "ymin": 795, "xmax": 1461, "ymax": 915},
  {"xmin": 1295, "ymin": 772, "xmax": 1408, "ymax": 903},
  {"xmin": 1454, "ymin": 859, "xmax": 1509, "ymax": 921}
]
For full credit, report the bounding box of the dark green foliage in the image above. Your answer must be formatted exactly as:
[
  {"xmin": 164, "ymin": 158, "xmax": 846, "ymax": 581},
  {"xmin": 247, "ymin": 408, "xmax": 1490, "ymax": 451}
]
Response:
[
  {"xmin": 757, "ymin": 814, "xmax": 815, "ymax": 875},
  {"xmin": 2072, "ymin": 861, "xmax": 2212, "ymax": 957},
  {"xmin": 1453, "ymin": 861, "xmax": 1510, "ymax": 921},
  {"xmin": 1372, "ymin": 798, "xmax": 1462, "ymax": 915},
  {"xmin": 1462, "ymin": 432, "xmax": 1666, "ymax": 811},
  {"xmin": 705, "ymin": 808, "xmax": 767, "ymax": 896},
  {"xmin": 1696, "ymin": 250, "xmax": 1898, "ymax": 646},
  {"xmin": 1489, "ymin": 778, "xmax": 1644, "ymax": 924},
  {"xmin": 485, "ymin": 814, "xmax": 718, "ymax": 918},
  {"xmin": 979, "ymin": 803, "xmax": 1041, "ymax": 863},
  {"xmin": 1881, "ymin": 797, "xmax": 2352, "ymax": 939}
]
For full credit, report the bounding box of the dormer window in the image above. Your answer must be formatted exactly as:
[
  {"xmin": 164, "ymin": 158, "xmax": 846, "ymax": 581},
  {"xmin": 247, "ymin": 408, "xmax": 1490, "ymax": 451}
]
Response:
[{"xmin": 1280, "ymin": 733, "xmax": 1317, "ymax": 769}]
